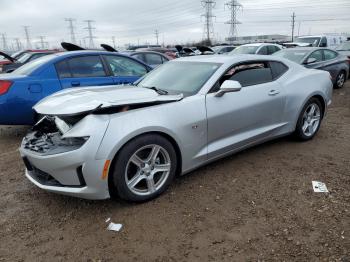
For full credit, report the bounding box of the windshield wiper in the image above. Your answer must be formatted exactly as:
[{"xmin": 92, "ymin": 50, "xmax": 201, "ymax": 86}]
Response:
[{"xmin": 143, "ymin": 86, "xmax": 168, "ymax": 95}]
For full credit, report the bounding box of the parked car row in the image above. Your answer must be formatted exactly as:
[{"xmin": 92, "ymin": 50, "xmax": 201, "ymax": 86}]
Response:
[
  {"xmin": 0, "ymin": 39, "xmax": 349, "ymax": 126},
  {"xmin": 0, "ymin": 34, "xmax": 347, "ymax": 203}
]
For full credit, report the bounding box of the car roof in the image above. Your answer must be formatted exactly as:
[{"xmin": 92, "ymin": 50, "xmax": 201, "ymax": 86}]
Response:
[
  {"xmin": 131, "ymin": 51, "xmax": 167, "ymax": 56},
  {"xmin": 283, "ymin": 47, "xmax": 334, "ymax": 52},
  {"xmin": 241, "ymin": 43, "xmax": 267, "ymax": 47},
  {"xmin": 175, "ymin": 54, "xmax": 290, "ymax": 65}
]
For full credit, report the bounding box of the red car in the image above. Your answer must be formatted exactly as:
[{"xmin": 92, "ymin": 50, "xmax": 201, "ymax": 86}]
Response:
[{"xmin": 0, "ymin": 49, "xmax": 59, "ymax": 73}]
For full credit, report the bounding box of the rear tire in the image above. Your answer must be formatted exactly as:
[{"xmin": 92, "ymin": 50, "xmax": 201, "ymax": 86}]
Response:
[
  {"xmin": 111, "ymin": 134, "xmax": 177, "ymax": 202},
  {"xmin": 294, "ymin": 98, "xmax": 323, "ymax": 141},
  {"xmin": 334, "ymin": 71, "xmax": 346, "ymax": 89}
]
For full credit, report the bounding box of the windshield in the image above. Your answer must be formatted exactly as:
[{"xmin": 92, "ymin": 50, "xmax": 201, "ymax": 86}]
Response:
[
  {"xmin": 12, "ymin": 54, "xmax": 56, "ymax": 75},
  {"xmin": 137, "ymin": 61, "xmax": 221, "ymax": 96},
  {"xmin": 230, "ymin": 46, "xmax": 258, "ymax": 55},
  {"xmin": 16, "ymin": 53, "xmax": 32, "ymax": 63},
  {"xmin": 336, "ymin": 42, "xmax": 350, "ymax": 51},
  {"xmin": 296, "ymin": 37, "xmax": 321, "ymax": 46},
  {"xmin": 273, "ymin": 49, "xmax": 308, "ymax": 64}
]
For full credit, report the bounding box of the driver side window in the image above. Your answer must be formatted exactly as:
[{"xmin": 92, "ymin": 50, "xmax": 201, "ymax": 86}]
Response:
[
  {"xmin": 308, "ymin": 51, "xmax": 323, "ymax": 62},
  {"xmin": 211, "ymin": 61, "xmax": 273, "ymax": 92},
  {"xmin": 104, "ymin": 55, "xmax": 148, "ymax": 77}
]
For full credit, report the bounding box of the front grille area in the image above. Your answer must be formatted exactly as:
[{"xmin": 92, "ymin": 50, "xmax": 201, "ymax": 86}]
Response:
[
  {"xmin": 29, "ymin": 166, "xmax": 63, "ymax": 187},
  {"xmin": 23, "ymin": 158, "xmax": 86, "ymax": 188}
]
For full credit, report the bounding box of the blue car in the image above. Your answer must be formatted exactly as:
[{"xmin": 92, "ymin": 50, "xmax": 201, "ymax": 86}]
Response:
[{"xmin": 0, "ymin": 51, "xmax": 152, "ymax": 125}]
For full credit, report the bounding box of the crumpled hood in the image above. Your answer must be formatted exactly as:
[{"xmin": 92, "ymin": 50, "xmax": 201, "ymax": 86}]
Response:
[{"xmin": 34, "ymin": 85, "xmax": 183, "ymax": 115}]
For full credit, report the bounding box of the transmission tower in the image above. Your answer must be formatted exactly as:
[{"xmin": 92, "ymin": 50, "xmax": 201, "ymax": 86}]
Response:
[
  {"xmin": 14, "ymin": 38, "xmax": 22, "ymax": 51},
  {"xmin": 23, "ymin": 26, "xmax": 32, "ymax": 49},
  {"xmin": 225, "ymin": 0, "xmax": 242, "ymax": 43},
  {"xmin": 38, "ymin": 36, "xmax": 48, "ymax": 49},
  {"xmin": 291, "ymin": 12, "xmax": 296, "ymax": 41},
  {"xmin": 65, "ymin": 18, "xmax": 77, "ymax": 44},
  {"xmin": 84, "ymin": 20, "xmax": 96, "ymax": 49},
  {"xmin": 201, "ymin": 0, "xmax": 216, "ymax": 44},
  {"xmin": 154, "ymin": 30, "xmax": 159, "ymax": 45},
  {"xmin": 112, "ymin": 36, "xmax": 116, "ymax": 49},
  {"xmin": 1, "ymin": 34, "xmax": 9, "ymax": 51}
]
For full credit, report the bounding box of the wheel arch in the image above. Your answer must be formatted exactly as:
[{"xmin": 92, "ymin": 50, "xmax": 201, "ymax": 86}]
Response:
[
  {"xmin": 293, "ymin": 93, "xmax": 327, "ymax": 130},
  {"xmin": 107, "ymin": 131, "xmax": 183, "ymax": 197}
]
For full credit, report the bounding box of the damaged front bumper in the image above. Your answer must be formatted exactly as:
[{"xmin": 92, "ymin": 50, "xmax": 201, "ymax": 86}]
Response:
[{"xmin": 19, "ymin": 114, "xmax": 111, "ymax": 200}]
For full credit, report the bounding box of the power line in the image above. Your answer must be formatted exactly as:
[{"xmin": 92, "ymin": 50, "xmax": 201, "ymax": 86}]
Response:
[
  {"xmin": 84, "ymin": 20, "xmax": 96, "ymax": 49},
  {"xmin": 65, "ymin": 18, "xmax": 77, "ymax": 44},
  {"xmin": 23, "ymin": 26, "xmax": 32, "ymax": 49},
  {"xmin": 225, "ymin": 0, "xmax": 243, "ymax": 43},
  {"xmin": 201, "ymin": 0, "xmax": 216, "ymax": 44}
]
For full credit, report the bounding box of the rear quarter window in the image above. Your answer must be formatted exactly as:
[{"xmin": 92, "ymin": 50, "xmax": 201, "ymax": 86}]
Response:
[
  {"xmin": 324, "ymin": 50, "xmax": 338, "ymax": 60},
  {"xmin": 269, "ymin": 61, "xmax": 289, "ymax": 79},
  {"xmin": 55, "ymin": 60, "xmax": 71, "ymax": 78}
]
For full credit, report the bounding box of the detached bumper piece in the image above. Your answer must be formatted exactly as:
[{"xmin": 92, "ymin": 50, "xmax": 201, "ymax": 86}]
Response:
[{"xmin": 23, "ymin": 157, "xmax": 86, "ymax": 188}]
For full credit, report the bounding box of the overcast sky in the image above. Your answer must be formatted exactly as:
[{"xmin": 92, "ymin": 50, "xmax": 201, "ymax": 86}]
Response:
[{"xmin": 0, "ymin": 0, "xmax": 349, "ymax": 49}]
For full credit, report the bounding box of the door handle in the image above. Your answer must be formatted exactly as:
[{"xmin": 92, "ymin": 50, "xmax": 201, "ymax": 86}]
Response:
[
  {"xmin": 71, "ymin": 81, "xmax": 80, "ymax": 87},
  {"xmin": 268, "ymin": 90, "xmax": 280, "ymax": 96}
]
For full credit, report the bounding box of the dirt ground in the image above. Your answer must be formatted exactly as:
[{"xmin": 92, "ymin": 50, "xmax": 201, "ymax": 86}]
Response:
[{"xmin": 0, "ymin": 82, "xmax": 349, "ymax": 262}]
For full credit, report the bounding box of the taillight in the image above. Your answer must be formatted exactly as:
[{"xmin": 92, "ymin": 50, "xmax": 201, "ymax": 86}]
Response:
[{"xmin": 0, "ymin": 80, "xmax": 12, "ymax": 95}]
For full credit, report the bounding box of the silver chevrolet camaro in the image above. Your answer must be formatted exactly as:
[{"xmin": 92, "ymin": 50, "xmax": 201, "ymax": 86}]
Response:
[{"xmin": 20, "ymin": 55, "xmax": 333, "ymax": 202}]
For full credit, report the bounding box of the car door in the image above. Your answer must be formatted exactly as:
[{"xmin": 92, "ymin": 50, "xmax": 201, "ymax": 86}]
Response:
[
  {"xmin": 205, "ymin": 61, "xmax": 286, "ymax": 159},
  {"xmin": 303, "ymin": 50, "xmax": 324, "ymax": 70},
  {"xmin": 103, "ymin": 55, "xmax": 148, "ymax": 84},
  {"xmin": 321, "ymin": 49, "xmax": 340, "ymax": 79},
  {"xmin": 57, "ymin": 55, "xmax": 114, "ymax": 89}
]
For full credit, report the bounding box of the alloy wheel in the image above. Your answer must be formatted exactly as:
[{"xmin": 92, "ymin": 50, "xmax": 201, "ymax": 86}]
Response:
[
  {"xmin": 125, "ymin": 144, "xmax": 171, "ymax": 196},
  {"xmin": 301, "ymin": 103, "xmax": 321, "ymax": 137},
  {"xmin": 337, "ymin": 72, "xmax": 345, "ymax": 88}
]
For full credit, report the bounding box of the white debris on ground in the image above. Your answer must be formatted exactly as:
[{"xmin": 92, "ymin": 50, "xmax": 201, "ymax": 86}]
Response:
[
  {"xmin": 312, "ymin": 181, "xmax": 329, "ymax": 193},
  {"xmin": 105, "ymin": 218, "xmax": 123, "ymax": 232}
]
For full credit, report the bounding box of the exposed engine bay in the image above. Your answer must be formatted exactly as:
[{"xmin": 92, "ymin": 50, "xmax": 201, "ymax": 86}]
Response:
[{"xmin": 22, "ymin": 116, "xmax": 88, "ymax": 155}]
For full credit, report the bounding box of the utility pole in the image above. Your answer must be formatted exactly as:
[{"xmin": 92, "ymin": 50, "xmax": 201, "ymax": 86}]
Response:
[
  {"xmin": 14, "ymin": 38, "xmax": 22, "ymax": 50},
  {"xmin": 201, "ymin": 0, "xmax": 216, "ymax": 45},
  {"xmin": 291, "ymin": 12, "xmax": 296, "ymax": 42},
  {"xmin": 38, "ymin": 36, "xmax": 48, "ymax": 49},
  {"xmin": 154, "ymin": 30, "xmax": 159, "ymax": 45},
  {"xmin": 225, "ymin": 0, "xmax": 242, "ymax": 43},
  {"xmin": 65, "ymin": 18, "xmax": 77, "ymax": 44},
  {"xmin": 84, "ymin": 20, "xmax": 96, "ymax": 49},
  {"xmin": 23, "ymin": 26, "xmax": 32, "ymax": 49},
  {"xmin": 1, "ymin": 34, "xmax": 9, "ymax": 51},
  {"xmin": 112, "ymin": 36, "xmax": 116, "ymax": 49}
]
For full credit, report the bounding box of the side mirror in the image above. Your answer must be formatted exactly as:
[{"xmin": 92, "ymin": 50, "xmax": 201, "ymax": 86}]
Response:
[
  {"xmin": 305, "ymin": 57, "xmax": 317, "ymax": 64},
  {"xmin": 215, "ymin": 80, "xmax": 242, "ymax": 97}
]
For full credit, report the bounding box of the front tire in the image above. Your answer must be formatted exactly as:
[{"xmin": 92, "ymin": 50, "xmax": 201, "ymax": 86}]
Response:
[
  {"xmin": 294, "ymin": 98, "xmax": 323, "ymax": 141},
  {"xmin": 111, "ymin": 134, "xmax": 177, "ymax": 202}
]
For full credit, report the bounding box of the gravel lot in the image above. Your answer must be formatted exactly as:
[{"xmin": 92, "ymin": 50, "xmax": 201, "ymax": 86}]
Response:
[{"xmin": 0, "ymin": 82, "xmax": 349, "ymax": 261}]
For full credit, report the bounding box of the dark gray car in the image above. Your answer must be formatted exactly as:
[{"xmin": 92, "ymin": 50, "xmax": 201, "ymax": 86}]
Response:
[
  {"xmin": 273, "ymin": 47, "xmax": 349, "ymax": 88},
  {"xmin": 128, "ymin": 51, "xmax": 170, "ymax": 68}
]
